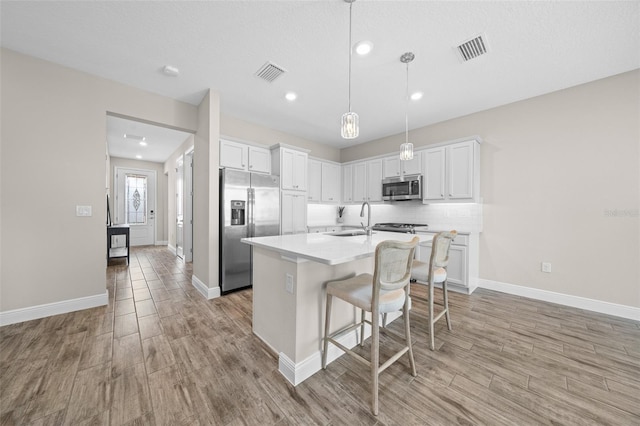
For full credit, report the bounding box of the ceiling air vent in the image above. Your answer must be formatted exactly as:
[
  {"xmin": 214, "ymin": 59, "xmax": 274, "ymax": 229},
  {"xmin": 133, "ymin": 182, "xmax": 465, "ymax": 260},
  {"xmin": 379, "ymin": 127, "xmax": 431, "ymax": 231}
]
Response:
[
  {"xmin": 255, "ymin": 61, "xmax": 287, "ymax": 82},
  {"xmin": 456, "ymin": 35, "xmax": 488, "ymax": 62}
]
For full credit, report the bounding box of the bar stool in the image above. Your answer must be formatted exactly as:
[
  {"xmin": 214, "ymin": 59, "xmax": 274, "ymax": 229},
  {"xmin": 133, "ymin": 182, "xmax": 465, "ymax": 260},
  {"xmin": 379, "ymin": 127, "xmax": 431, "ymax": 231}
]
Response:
[
  {"xmin": 411, "ymin": 230, "xmax": 457, "ymax": 350},
  {"xmin": 321, "ymin": 237, "xmax": 419, "ymax": 416}
]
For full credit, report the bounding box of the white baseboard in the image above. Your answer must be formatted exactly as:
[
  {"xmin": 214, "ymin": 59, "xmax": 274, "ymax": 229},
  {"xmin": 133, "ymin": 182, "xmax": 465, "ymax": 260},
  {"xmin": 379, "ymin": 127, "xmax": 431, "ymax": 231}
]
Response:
[
  {"xmin": 478, "ymin": 279, "xmax": 640, "ymax": 321},
  {"xmin": 191, "ymin": 274, "xmax": 221, "ymax": 300},
  {"xmin": 156, "ymin": 240, "xmax": 168, "ymax": 246},
  {"xmin": 167, "ymin": 244, "xmax": 176, "ymax": 255},
  {"xmin": 0, "ymin": 291, "xmax": 109, "ymax": 327},
  {"xmin": 279, "ymin": 330, "xmax": 360, "ymax": 386},
  {"xmin": 278, "ymin": 311, "xmax": 403, "ymax": 386}
]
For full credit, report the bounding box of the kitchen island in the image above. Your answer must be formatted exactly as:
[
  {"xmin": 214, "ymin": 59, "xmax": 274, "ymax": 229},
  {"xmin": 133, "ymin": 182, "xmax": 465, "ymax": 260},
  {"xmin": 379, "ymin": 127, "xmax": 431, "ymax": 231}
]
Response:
[{"xmin": 241, "ymin": 231, "xmax": 432, "ymax": 385}]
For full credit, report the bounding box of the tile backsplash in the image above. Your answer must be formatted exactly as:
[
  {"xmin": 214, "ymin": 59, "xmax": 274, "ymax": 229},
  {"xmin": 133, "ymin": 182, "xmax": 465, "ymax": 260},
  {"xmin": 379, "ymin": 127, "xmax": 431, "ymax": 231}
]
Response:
[{"xmin": 307, "ymin": 202, "xmax": 483, "ymax": 233}]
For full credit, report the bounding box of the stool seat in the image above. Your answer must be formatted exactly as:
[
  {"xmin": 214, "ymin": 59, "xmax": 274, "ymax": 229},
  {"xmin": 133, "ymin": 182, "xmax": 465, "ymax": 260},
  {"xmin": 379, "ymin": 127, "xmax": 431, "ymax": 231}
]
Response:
[
  {"xmin": 327, "ymin": 274, "xmax": 406, "ymax": 313},
  {"xmin": 411, "ymin": 261, "xmax": 446, "ymax": 283}
]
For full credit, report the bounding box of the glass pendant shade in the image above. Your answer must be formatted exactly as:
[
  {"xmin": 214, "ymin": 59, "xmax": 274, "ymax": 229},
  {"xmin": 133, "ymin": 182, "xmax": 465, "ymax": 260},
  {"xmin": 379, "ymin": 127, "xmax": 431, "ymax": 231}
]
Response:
[
  {"xmin": 399, "ymin": 142, "xmax": 414, "ymax": 161},
  {"xmin": 341, "ymin": 112, "xmax": 359, "ymax": 139}
]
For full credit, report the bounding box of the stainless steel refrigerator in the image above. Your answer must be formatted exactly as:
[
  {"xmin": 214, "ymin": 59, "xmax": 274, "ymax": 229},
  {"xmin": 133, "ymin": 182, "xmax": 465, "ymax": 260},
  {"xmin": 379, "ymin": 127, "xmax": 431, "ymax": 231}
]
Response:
[{"xmin": 219, "ymin": 168, "xmax": 280, "ymax": 294}]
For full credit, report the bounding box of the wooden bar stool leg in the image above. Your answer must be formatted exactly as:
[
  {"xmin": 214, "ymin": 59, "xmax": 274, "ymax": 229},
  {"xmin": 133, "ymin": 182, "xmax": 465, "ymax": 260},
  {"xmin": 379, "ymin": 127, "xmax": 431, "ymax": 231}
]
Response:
[
  {"xmin": 404, "ymin": 294, "xmax": 417, "ymax": 376},
  {"xmin": 322, "ymin": 294, "xmax": 333, "ymax": 369},
  {"xmin": 443, "ymin": 280, "xmax": 452, "ymax": 331},
  {"xmin": 428, "ymin": 281, "xmax": 435, "ymax": 351},
  {"xmin": 360, "ymin": 309, "xmax": 366, "ymax": 346},
  {"xmin": 371, "ymin": 311, "xmax": 380, "ymax": 416}
]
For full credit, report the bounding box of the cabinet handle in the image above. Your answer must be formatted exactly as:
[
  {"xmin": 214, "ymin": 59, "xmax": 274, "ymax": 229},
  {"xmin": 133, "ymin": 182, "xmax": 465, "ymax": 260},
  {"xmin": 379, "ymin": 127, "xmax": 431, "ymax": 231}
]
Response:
[{"xmin": 249, "ymin": 165, "xmax": 253, "ymax": 169}]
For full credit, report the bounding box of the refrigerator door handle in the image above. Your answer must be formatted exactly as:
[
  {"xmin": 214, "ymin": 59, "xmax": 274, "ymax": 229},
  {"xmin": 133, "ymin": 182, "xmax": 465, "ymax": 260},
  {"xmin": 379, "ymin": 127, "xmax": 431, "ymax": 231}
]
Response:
[{"xmin": 248, "ymin": 187, "xmax": 255, "ymax": 237}]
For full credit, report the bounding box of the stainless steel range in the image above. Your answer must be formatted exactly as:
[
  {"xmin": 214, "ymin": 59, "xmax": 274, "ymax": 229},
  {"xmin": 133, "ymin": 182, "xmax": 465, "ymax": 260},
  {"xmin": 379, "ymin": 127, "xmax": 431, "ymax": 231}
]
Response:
[{"xmin": 372, "ymin": 223, "xmax": 428, "ymax": 234}]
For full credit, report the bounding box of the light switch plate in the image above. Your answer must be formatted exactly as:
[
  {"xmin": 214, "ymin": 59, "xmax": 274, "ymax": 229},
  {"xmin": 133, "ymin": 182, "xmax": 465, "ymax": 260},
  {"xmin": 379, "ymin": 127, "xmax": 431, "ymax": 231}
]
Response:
[{"xmin": 76, "ymin": 205, "xmax": 92, "ymax": 217}]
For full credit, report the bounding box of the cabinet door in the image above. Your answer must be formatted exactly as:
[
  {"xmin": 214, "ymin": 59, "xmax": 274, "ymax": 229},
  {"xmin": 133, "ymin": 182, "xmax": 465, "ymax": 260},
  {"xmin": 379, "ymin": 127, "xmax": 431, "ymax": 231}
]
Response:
[
  {"xmin": 281, "ymin": 192, "xmax": 294, "ymax": 234},
  {"xmin": 417, "ymin": 243, "xmax": 467, "ymax": 287},
  {"xmin": 307, "ymin": 160, "xmax": 321, "ymax": 202},
  {"xmin": 281, "ymin": 149, "xmax": 307, "ymax": 191},
  {"xmin": 220, "ymin": 140, "xmax": 247, "ymax": 170},
  {"xmin": 448, "ymin": 141, "xmax": 474, "ymax": 199},
  {"xmin": 402, "ymin": 153, "xmax": 422, "ymax": 176},
  {"xmin": 321, "ymin": 162, "xmax": 340, "ymax": 203},
  {"xmin": 383, "ymin": 157, "xmax": 401, "ymax": 178},
  {"xmin": 367, "ymin": 159, "xmax": 383, "ymax": 202},
  {"xmin": 342, "ymin": 164, "xmax": 353, "ymax": 203},
  {"xmin": 423, "ymin": 147, "xmax": 445, "ymax": 200},
  {"xmin": 292, "ymin": 194, "xmax": 307, "ymax": 234},
  {"xmin": 352, "ymin": 162, "xmax": 367, "ymax": 202},
  {"xmin": 248, "ymin": 146, "xmax": 271, "ymax": 174}
]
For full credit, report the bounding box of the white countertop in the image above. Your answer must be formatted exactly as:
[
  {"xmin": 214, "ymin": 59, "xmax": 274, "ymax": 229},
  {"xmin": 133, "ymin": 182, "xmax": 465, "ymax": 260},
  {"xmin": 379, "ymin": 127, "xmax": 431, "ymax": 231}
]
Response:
[{"xmin": 242, "ymin": 231, "xmax": 433, "ymax": 266}]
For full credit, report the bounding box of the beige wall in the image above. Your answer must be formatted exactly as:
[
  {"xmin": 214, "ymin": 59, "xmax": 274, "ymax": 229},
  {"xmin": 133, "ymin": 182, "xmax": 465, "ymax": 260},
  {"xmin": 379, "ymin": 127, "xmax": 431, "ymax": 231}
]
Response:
[
  {"xmin": 109, "ymin": 157, "xmax": 168, "ymax": 243},
  {"xmin": 0, "ymin": 48, "xmax": 199, "ymax": 312},
  {"xmin": 221, "ymin": 115, "xmax": 340, "ymax": 162},
  {"xmin": 342, "ymin": 70, "xmax": 640, "ymax": 308}
]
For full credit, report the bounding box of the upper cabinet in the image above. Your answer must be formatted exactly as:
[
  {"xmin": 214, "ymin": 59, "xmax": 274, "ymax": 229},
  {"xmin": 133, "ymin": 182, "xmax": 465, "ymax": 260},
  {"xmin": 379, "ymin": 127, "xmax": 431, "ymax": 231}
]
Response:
[
  {"xmin": 382, "ymin": 154, "xmax": 422, "ymax": 178},
  {"xmin": 423, "ymin": 139, "xmax": 480, "ymax": 203},
  {"xmin": 220, "ymin": 139, "xmax": 271, "ymax": 174},
  {"xmin": 342, "ymin": 164, "xmax": 354, "ymax": 204},
  {"xmin": 308, "ymin": 159, "xmax": 340, "ymax": 204},
  {"xmin": 273, "ymin": 146, "xmax": 308, "ymax": 191},
  {"xmin": 307, "ymin": 159, "xmax": 322, "ymax": 202},
  {"xmin": 321, "ymin": 162, "xmax": 340, "ymax": 203},
  {"xmin": 351, "ymin": 159, "xmax": 383, "ymax": 203}
]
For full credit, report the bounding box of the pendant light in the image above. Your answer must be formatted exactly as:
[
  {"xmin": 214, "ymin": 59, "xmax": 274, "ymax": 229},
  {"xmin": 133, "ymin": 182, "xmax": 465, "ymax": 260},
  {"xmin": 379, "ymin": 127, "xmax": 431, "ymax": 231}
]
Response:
[
  {"xmin": 341, "ymin": 0, "xmax": 359, "ymax": 139},
  {"xmin": 399, "ymin": 52, "xmax": 415, "ymax": 160}
]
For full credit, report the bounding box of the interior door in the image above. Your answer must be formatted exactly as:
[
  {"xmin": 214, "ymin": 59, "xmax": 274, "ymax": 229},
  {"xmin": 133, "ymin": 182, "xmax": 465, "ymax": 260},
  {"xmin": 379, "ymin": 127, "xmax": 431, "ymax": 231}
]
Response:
[
  {"xmin": 176, "ymin": 156, "xmax": 184, "ymax": 258},
  {"xmin": 115, "ymin": 167, "xmax": 156, "ymax": 246}
]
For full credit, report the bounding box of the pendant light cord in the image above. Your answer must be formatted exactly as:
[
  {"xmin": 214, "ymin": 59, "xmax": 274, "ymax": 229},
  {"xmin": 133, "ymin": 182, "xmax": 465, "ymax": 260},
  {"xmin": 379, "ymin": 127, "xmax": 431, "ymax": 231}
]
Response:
[
  {"xmin": 348, "ymin": 1, "xmax": 353, "ymax": 113},
  {"xmin": 405, "ymin": 61, "xmax": 409, "ymax": 144}
]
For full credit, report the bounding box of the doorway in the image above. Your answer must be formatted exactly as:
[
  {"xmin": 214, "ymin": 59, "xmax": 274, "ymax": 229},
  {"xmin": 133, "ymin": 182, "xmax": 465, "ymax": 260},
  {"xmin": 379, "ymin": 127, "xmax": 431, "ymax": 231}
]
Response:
[
  {"xmin": 114, "ymin": 167, "xmax": 157, "ymax": 246},
  {"xmin": 175, "ymin": 149, "xmax": 194, "ymax": 261}
]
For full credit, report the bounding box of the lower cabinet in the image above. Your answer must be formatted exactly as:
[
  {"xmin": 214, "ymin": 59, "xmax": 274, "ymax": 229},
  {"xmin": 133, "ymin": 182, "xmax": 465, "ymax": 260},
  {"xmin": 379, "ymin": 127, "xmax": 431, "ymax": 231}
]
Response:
[
  {"xmin": 281, "ymin": 191, "xmax": 307, "ymax": 235},
  {"xmin": 415, "ymin": 232, "xmax": 478, "ymax": 294}
]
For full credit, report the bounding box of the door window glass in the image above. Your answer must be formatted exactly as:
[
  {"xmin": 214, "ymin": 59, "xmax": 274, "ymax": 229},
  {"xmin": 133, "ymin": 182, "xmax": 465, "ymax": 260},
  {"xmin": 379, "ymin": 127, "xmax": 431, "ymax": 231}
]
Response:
[{"xmin": 126, "ymin": 174, "xmax": 147, "ymax": 225}]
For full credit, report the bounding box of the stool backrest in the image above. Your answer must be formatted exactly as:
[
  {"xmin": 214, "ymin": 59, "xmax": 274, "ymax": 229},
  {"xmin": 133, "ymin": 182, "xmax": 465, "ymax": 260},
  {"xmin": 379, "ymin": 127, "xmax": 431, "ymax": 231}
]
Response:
[
  {"xmin": 430, "ymin": 231, "xmax": 458, "ymax": 269},
  {"xmin": 373, "ymin": 236, "xmax": 419, "ymax": 293}
]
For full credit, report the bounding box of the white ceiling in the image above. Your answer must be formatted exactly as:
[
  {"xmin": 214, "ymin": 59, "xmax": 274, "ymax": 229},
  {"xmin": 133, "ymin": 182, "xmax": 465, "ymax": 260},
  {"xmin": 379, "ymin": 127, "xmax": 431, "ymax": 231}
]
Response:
[
  {"xmin": 106, "ymin": 115, "xmax": 193, "ymax": 163},
  {"xmin": 2, "ymin": 1, "xmax": 639, "ymax": 156}
]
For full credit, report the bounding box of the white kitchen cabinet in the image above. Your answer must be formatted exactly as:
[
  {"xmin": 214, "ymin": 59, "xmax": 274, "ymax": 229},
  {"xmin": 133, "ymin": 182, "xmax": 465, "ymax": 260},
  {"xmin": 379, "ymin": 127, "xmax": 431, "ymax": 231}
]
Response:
[
  {"xmin": 352, "ymin": 159, "xmax": 383, "ymax": 202},
  {"xmin": 272, "ymin": 145, "xmax": 308, "ymax": 191},
  {"xmin": 383, "ymin": 154, "xmax": 422, "ymax": 178},
  {"xmin": 423, "ymin": 139, "xmax": 479, "ymax": 203},
  {"xmin": 307, "ymin": 159, "xmax": 322, "ymax": 202},
  {"xmin": 220, "ymin": 139, "xmax": 271, "ymax": 174},
  {"xmin": 423, "ymin": 147, "xmax": 446, "ymax": 200},
  {"xmin": 321, "ymin": 162, "xmax": 340, "ymax": 203},
  {"xmin": 307, "ymin": 159, "xmax": 340, "ymax": 204},
  {"xmin": 342, "ymin": 164, "xmax": 354, "ymax": 203},
  {"xmin": 248, "ymin": 146, "xmax": 271, "ymax": 174},
  {"xmin": 281, "ymin": 191, "xmax": 307, "ymax": 235},
  {"xmin": 415, "ymin": 232, "xmax": 478, "ymax": 294}
]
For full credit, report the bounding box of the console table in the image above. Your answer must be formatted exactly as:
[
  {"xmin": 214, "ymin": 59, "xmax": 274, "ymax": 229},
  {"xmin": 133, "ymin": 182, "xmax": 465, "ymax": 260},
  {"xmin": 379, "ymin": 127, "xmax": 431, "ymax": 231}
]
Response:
[{"xmin": 107, "ymin": 224, "xmax": 130, "ymax": 264}]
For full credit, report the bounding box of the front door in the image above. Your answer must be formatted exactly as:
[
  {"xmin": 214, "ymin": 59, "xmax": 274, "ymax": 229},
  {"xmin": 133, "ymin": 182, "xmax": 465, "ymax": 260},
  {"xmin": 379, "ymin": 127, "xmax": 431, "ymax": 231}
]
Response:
[{"xmin": 115, "ymin": 167, "xmax": 156, "ymax": 246}]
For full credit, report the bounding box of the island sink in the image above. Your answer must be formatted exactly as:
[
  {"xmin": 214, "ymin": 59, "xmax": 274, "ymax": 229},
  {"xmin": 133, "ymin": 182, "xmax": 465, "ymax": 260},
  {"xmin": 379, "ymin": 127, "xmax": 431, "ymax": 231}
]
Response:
[{"xmin": 325, "ymin": 229, "xmax": 375, "ymax": 237}]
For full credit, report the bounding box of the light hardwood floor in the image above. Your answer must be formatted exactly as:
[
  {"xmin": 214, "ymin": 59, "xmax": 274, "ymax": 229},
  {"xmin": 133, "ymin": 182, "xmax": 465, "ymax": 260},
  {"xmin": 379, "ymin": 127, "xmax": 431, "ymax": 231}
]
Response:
[{"xmin": 1, "ymin": 246, "xmax": 639, "ymax": 425}]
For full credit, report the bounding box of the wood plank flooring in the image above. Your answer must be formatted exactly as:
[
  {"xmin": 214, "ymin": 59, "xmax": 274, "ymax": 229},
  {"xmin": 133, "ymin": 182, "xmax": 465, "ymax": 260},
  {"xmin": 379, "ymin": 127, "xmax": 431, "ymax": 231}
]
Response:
[{"xmin": 1, "ymin": 245, "xmax": 639, "ymax": 425}]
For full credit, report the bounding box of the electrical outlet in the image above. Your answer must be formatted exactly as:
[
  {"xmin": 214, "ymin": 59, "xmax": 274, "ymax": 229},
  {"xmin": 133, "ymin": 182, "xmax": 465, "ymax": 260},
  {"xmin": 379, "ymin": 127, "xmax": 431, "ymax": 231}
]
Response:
[
  {"xmin": 285, "ymin": 274, "xmax": 294, "ymax": 294},
  {"xmin": 541, "ymin": 262, "xmax": 552, "ymax": 273}
]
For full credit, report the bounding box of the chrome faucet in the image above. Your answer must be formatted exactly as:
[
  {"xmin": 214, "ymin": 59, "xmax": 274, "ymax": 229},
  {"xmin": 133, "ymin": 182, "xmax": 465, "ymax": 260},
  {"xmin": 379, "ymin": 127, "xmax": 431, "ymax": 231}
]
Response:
[{"xmin": 360, "ymin": 201, "xmax": 372, "ymax": 236}]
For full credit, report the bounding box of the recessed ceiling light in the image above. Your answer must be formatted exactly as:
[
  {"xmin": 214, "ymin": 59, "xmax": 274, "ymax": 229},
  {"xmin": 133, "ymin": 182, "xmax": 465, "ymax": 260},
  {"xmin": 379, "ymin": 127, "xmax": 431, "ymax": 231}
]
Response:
[
  {"xmin": 124, "ymin": 133, "xmax": 145, "ymax": 141},
  {"xmin": 354, "ymin": 41, "xmax": 373, "ymax": 56},
  {"xmin": 139, "ymin": 141, "xmax": 147, "ymax": 146},
  {"xmin": 285, "ymin": 92, "xmax": 297, "ymax": 101},
  {"xmin": 410, "ymin": 92, "xmax": 423, "ymax": 101},
  {"xmin": 135, "ymin": 155, "xmax": 142, "ymax": 159}
]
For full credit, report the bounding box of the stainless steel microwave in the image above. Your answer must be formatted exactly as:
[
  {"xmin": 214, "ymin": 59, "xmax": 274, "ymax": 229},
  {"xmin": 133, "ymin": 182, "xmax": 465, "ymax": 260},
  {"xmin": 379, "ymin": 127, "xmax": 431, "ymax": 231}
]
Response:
[{"xmin": 382, "ymin": 175, "xmax": 422, "ymax": 201}]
